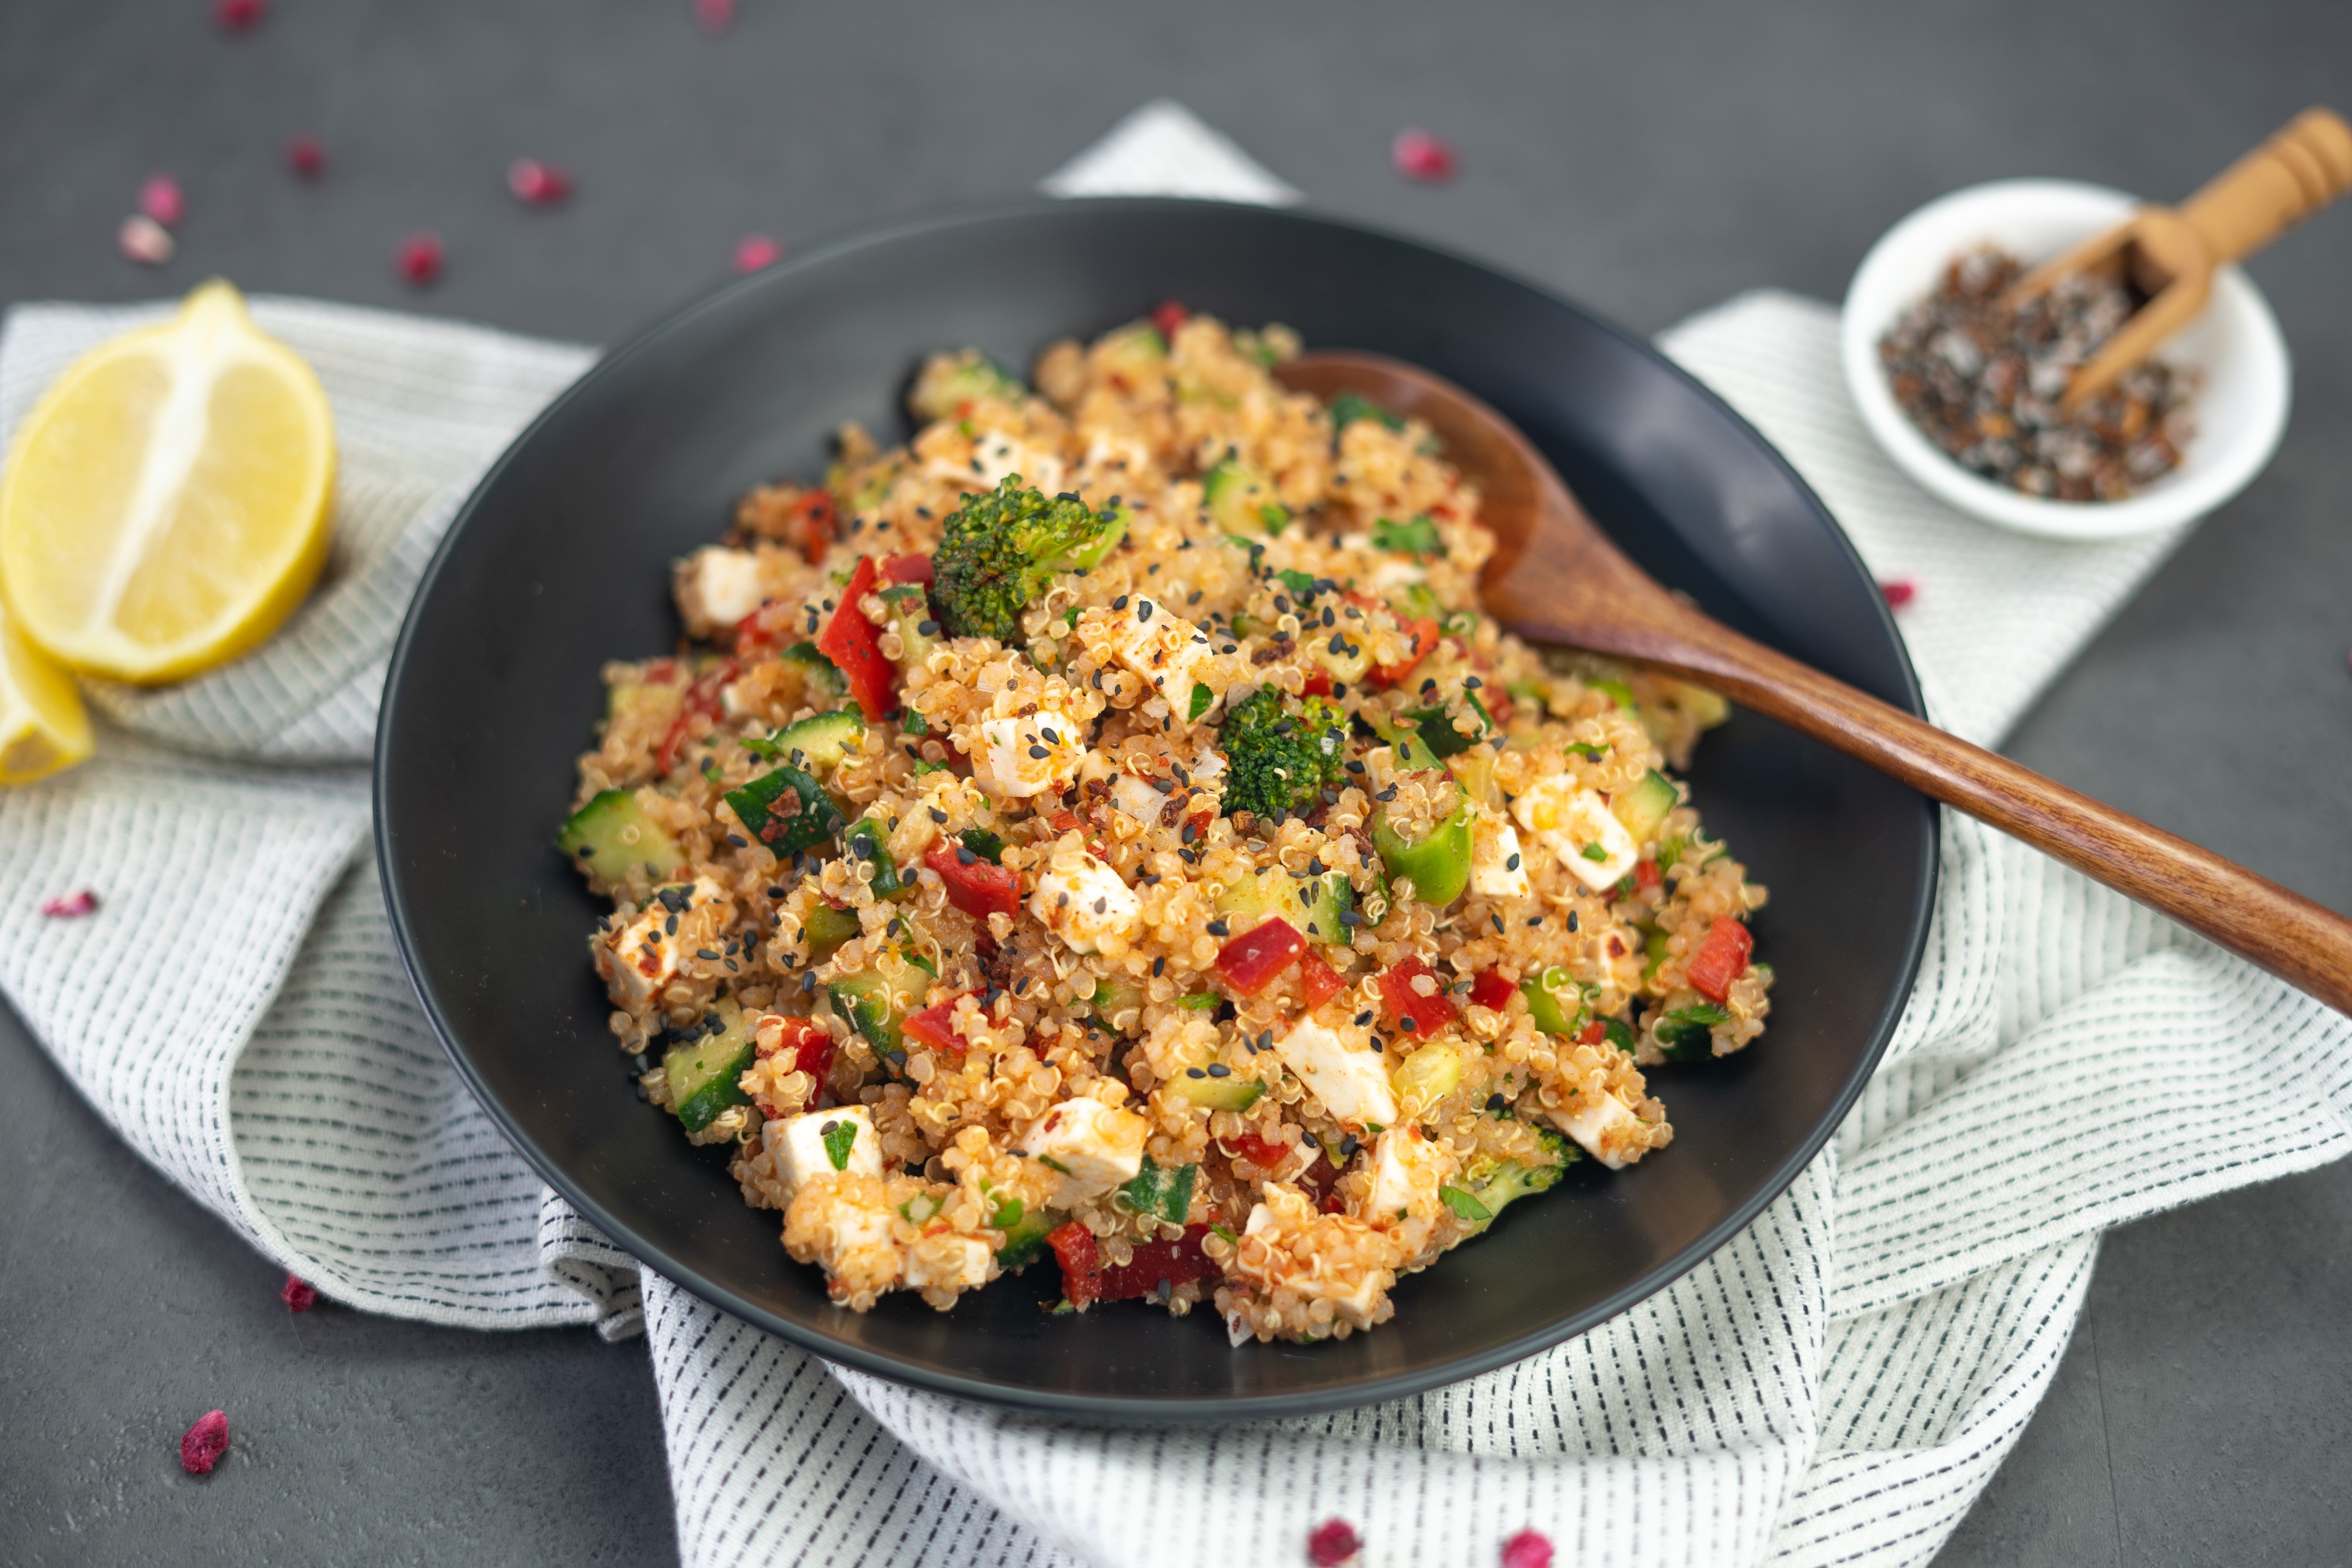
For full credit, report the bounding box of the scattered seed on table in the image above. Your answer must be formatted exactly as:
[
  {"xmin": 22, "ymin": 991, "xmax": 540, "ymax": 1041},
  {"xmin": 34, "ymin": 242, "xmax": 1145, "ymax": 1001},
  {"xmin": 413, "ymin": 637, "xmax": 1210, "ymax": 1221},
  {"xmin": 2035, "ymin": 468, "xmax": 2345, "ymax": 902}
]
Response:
[
  {"xmin": 694, "ymin": 0, "xmax": 734, "ymax": 32},
  {"xmin": 179, "ymin": 1409, "xmax": 230, "ymax": 1475},
  {"xmin": 396, "ymin": 232, "xmax": 444, "ymax": 286},
  {"xmin": 213, "ymin": 0, "xmax": 265, "ymax": 31},
  {"xmin": 1880, "ymin": 579, "xmax": 1917, "ymax": 609},
  {"xmin": 733, "ymin": 234, "xmax": 783, "ymax": 273},
  {"xmin": 507, "ymin": 158, "xmax": 573, "ymax": 205},
  {"xmin": 118, "ymin": 216, "xmax": 172, "ymax": 266},
  {"xmin": 40, "ymin": 890, "xmax": 99, "ymax": 918},
  {"xmin": 1307, "ymin": 1518, "xmax": 1362, "ymax": 1566},
  {"xmin": 280, "ymin": 1273, "xmax": 319, "ymax": 1312},
  {"xmin": 1500, "ymin": 1529, "xmax": 1555, "ymax": 1568},
  {"xmin": 287, "ymin": 133, "xmax": 324, "ymax": 178},
  {"xmin": 1392, "ymin": 127, "xmax": 1457, "ymax": 181},
  {"xmin": 139, "ymin": 175, "xmax": 184, "ymax": 227}
]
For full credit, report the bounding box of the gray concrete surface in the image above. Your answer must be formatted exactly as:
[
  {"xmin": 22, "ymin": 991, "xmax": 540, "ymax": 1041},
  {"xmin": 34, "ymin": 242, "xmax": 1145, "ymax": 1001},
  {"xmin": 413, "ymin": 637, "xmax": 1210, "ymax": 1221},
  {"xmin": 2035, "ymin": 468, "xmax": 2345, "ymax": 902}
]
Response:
[{"xmin": 1, "ymin": 2, "xmax": 2347, "ymax": 1563}]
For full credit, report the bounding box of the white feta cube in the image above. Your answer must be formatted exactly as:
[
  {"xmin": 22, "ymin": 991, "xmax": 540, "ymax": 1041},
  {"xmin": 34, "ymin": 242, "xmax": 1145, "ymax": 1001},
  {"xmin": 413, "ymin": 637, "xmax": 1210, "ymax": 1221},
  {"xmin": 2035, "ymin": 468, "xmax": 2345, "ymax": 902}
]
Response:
[
  {"xmin": 904, "ymin": 1233, "xmax": 995, "ymax": 1295},
  {"xmin": 1550, "ymin": 1092, "xmax": 1645, "ymax": 1171},
  {"xmin": 1110, "ymin": 770, "xmax": 1170, "ymax": 827},
  {"xmin": 1028, "ymin": 848, "xmax": 1142, "ymax": 956},
  {"xmin": 1100, "ymin": 596, "xmax": 1222, "ymax": 723},
  {"xmin": 930, "ymin": 429, "xmax": 1064, "ymax": 496},
  {"xmin": 1513, "ymin": 777, "xmax": 1639, "ymax": 892},
  {"xmin": 597, "ymin": 875, "xmax": 729, "ymax": 1011},
  {"xmin": 1361, "ymin": 1126, "xmax": 1454, "ymax": 1223},
  {"xmin": 1274, "ymin": 1019, "xmax": 1399, "ymax": 1131},
  {"xmin": 977, "ymin": 708, "xmax": 1084, "ymax": 798},
  {"xmin": 673, "ymin": 547, "xmax": 770, "ymax": 637},
  {"xmin": 1015, "ymin": 1096, "xmax": 1150, "ymax": 1205},
  {"xmin": 769, "ymin": 1105, "xmax": 884, "ymax": 1197},
  {"xmin": 1469, "ymin": 807, "xmax": 1531, "ymax": 898}
]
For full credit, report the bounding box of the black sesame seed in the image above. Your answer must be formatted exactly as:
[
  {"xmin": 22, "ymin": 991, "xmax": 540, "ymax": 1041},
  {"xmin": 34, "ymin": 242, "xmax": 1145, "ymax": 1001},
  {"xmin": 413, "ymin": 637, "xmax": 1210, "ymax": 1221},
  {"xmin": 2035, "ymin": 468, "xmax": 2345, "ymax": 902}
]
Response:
[
  {"xmin": 1400, "ymin": 1016, "xmax": 1418, "ymax": 1032},
  {"xmin": 1113, "ymin": 595, "xmax": 1130, "ymax": 610},
  {"xmin": 918, "ymin": 620, "xmax": 940, "ymax": 636},
  {"xmin": 1354, "ymin": 1011, "xmax": 1374, "ymax": 1027},
  {"xmin": 1185, "ymin": 1066, "xmax": 1207, "ymax": 1079},
  {"xmin": 767, "ymin": 885, "xmax": 787, "ymax": 898},
  {"xmin": 1485, "ymin": 1093, "xmax": 1508, "ymax": 1113},
  {"xmin": 1492, "ymin": 915, "xmax": 1505, "ymax": 934},
  {"xmin": 1138, "ymin": 600, "xmax": 1155, "ymax": 621},
  {"xmin": 1566, "ymin": 911, "xmax": 1580, "ymax": 932},
  {"xmin": 1506, "ymin": 853, "xmax": 1521, "ymax": 870},
  {"xmin": 1028, "ymin": 745, "xmax": 1050, "ymax": 760},
  {"xmin": 577, "ymin": 845, "xmax": 596, "ymax": 858},
  {"xmin": 1205, "ymin": 918, "xmax": 1230, "ymax": 937},
  {"xmin": 1206, "ymin": 1063, "xmax": 1232, "ymax": 1078},
  {"xmin": 664, "ymin": 914, "xmax": 679, "ymax": 935}
]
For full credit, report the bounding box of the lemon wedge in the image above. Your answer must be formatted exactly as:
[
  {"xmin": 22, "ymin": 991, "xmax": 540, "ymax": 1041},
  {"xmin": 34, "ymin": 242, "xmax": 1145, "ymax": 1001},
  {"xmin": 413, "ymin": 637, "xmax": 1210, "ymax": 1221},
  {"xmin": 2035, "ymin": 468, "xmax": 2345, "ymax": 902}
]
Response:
[
  {"xmin": 0, "ymin": 279, "xmax": 335, "ymax": 684},
  {"xmin": 0, "ymin": 598, "xmax": 91, "ymax": 785}
]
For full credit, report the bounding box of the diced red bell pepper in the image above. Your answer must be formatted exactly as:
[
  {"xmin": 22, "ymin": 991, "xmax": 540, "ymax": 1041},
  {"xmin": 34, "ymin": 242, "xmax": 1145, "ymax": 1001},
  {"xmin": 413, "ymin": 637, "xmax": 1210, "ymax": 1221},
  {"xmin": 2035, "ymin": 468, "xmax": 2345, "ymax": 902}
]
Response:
[
  {"xmin": 784, "ymin": 489, "xmax": 836, "ymax": 561},
  {"xmin": 1300, "ymin": 668, "xmax": 1333, "ymax": 698},
  {"xmin": 1150, "ymin": 299, "xmax": 1189, "ymax": 340},
  {"xmin": 816, "ymin": 556, "xmax": 899, "ymax": 721},
  {"xmin": 1378, "ymin": 956, "xmax": 1459, "ymax": 1038},
  {"xmin": 1047, "ymin": 1220, "xmax": 1101, "ymax": 1309},
  {"xmin": 1633, "ymin": 857, "xmax": 1662, "ymax": 894},
  {"xmin": 1467, "ymin": 968, "xmax": 1516, "ymax": 1012},
  {"xmin": 1578, "ymin": 1019, "xmax": 1608, "ymax": 1046},
  {"xmin": 881, "ymin": 551, "xmax": 934, "ymax": 587},
  {"xmin": 755, "ymin": 1015, "xmax": 836, "ymax": 1084},
  {"xmin": 1369, "ymin": 616, "xmax": 1441, "ymax": 688},
  {"xmin": 1221, "ymin": 1131, "xmax": 1293, "ymax": 1169},
  {"xmin": 900, "ymin": 996, "xmax": 967, "ymax": 1057},
  {"xmin": 1294, "ymin": 947, "xmax": 1346, "ymax": 1011},
  {"xmin": 1097, "ymin": 1224, "xmax": 1218, "ymax": 1302},
  {"xmin": 655, "ymin": 658, "xmax": 738, "ymax": 774},
  {"xmin": 924, "ymin": 841, "xmax": 1021, "ymax": 919},
  {"xmin": 1685, "ymin": 917, "xmax": 1754, "ymax": 1003},
  {"xmin": 1215, "ymin": 917, "xmax": 1305, "ymax": 997}
]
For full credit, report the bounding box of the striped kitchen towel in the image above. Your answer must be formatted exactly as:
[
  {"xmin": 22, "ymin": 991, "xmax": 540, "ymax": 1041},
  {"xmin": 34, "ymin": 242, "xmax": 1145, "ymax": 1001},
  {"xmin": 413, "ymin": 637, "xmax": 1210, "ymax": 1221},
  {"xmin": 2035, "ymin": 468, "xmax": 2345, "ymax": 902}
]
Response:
[{"xmin": 0, "ymin": 99, "xmax": 2343, "ymax": 1568}]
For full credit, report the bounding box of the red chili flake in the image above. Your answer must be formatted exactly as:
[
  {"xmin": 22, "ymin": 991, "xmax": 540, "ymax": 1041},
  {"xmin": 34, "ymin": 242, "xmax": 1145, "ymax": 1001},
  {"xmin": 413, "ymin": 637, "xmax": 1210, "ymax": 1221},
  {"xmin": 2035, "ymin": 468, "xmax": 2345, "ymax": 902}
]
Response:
[
  {"xmin": 1500, "ymin": 1530, "xmax": 1555, "ymax": 1568},
  {"xmin": 507, "ymin": 158, "xmax": 573, "ymax": 205},
  {"xmin": 1392, "ymin": 128, "xmax": 1457, "ymax": 182},
  {"xmin": 733, "ymin": 234, "xmax": 784, "ymax": 273},
  {"xmin": 139, "ymin": 175, "xmax": 185, "ymax": 228},
  {"xmin": 179, "ymin": 1409, "xmax": 230, "ymax": 1475},
  {"xmin": 1879, "ymin": 579, "xmax": 1917, "ymax": 609},
  {"xmin": 213, "ymin": 0, "xmax": 266, "ymax": 31},
  {"xmin": 1151, "ymin": 299, "xmax": 1189, "ymax": 339},
  {"xmin": 287, "ymin": 133, "xmax": 325, "ymax": 179},
  {"xmin": 280, "ymin": 1273, "xmax": 319, "ymax": 1312},
  {"xmin": 118, "ymin": 216, "xmax": 173, "ymax": 266},
  {"xmin": 1307, "ymin": 1518, "xmax": 1362, "ymax": 1566},
  {"xmin": 396, "ymin": 232, "xmax": 444, "ymax": 287},
  {"xmin": 41, "ymin": 890, "xmax": 99, "ymax": 918},
  {"xmin": 694, "ymin": 0, "xmax": 734, "ymax": 32}
]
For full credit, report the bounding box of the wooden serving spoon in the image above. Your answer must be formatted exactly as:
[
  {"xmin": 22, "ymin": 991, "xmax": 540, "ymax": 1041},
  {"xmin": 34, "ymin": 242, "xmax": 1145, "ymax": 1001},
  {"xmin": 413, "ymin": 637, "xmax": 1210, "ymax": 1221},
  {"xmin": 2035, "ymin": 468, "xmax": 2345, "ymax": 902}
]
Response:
[
  {"xmin": 1275, "ymin": 351, "xmax": 2352, "ymax": 1017},
  {"xmin": 2006, "ymin": 106, "xmax": 2352, "ymax": 412}
]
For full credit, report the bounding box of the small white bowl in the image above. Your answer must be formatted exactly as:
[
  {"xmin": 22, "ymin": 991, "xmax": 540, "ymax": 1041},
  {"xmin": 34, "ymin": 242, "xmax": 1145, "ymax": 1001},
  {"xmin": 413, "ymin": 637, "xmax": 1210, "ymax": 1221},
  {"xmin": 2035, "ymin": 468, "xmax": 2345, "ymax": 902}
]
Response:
[{"xmin": 1840, "ymin": 179, "xmax": 2291, "ymax": 540}]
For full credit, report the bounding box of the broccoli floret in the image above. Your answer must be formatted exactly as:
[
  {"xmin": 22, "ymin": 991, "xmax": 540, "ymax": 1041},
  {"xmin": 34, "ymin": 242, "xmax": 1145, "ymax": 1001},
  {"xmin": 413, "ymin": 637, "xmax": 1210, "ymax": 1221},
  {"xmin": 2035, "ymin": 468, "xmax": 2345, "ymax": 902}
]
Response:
[
  {"xmin": 1218, "ymin": 686, "xmax": 1349, "ymax": 821},
  {"xmin": 929, "ymin": 477, "xmax": 1129, "ymax": 643},
  {"xmin": 1452, "ymin": 1129, "xmax": 1577, "ymax": 1236}
]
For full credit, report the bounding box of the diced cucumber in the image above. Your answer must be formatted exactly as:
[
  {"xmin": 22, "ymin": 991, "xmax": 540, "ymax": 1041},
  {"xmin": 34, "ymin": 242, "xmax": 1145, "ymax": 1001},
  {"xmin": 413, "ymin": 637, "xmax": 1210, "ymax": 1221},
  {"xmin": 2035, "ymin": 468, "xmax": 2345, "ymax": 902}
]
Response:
[
  {"xmin": 1591, "ymin": 677, "xmax": 1637, "ymax": 713},
  {"xmin": 559, "ymin": 789, "xmax": 686, "ymax": 879},
  {"xmin": 1655, "ymin": 1004, "xmax": 1729, "ymax": 1062},
  {"xmin": 749, "ymin": 708, "xmax": 866, "ymax": 773},
  {"xmin": 1372, "ymin": 789, "xmax": 1474, "ymax": 907},
  {"xmin": 1171, "ymin": 1069, "xmax": 1265, "ymax": 1112},
  {"xmin": 960, "ymin": 827, "xmax": 1006, "ymax": 864},
  {"xmin": 1612, "ymin": 768, "xmax": 1679, "ymax": 843},
  {"xmin": 801, "ymin": 902, "xmax": 860, "ymax": 958},
  {"xmin": 1202, "ymin": 456, "xmax": 1287, "ymax": 537},
  {"xmin": 663, "ymin": 1002, "xmax": 757, "ymax": 1134},
  {"xmin": 993, "ymin": 1201, "xmax": 1064, "ymax": 1268},
  {"xmin": 1088, "ymin": 974, "xmax": 1149, "ymax": 1032},
  {"xmin": 1642, "ymin": 925, "xmax": 1671, "ymax": 978},
  {"xmin": 1369, "ymin": 516, "xmax": 1442, "ymax": 556},
  {"xmin": 780, "ymin": 641, "xmax": 846, "ymax": 698},
  {"xmin": 725, "ymin": 763, "xmax": 846, "ymax": 853},
  {"xmin": 1328, "ymin": 393, "xmax": 1404, "ymax": 433},
  {"xmin": 877, "ymin": 583, "xmax": 935, "ymax": 672},
  {"xmin": 908, "ymin": 348, "xmax": 1026, "ymax": 423},
  {"xmin": 827, "ymin": 948, "xmax": 928, "ymax": 1057},
  {"xmin": 606, "ymin": 672, "xmax": 685, "ymax": 734},
  {"xmin": 1404, "ymin": 692, "xmax": 1494, "ymax": 760},
  {"xmin": 843, "ymin": 817, "xmax": 908, "ymax": 900},
  {"xmin": 1117, "ymin": 1156, "xmax": 1197, "ymax": 1225},
  {"xmin": 1392, "ymin": 1041, "xmax": 1463, "ymax": 1111}
]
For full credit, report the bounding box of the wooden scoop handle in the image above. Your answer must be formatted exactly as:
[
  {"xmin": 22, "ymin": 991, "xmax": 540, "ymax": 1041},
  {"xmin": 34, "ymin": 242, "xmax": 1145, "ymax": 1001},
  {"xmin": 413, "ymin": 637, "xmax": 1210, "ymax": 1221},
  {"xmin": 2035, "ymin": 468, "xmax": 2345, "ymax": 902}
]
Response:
[
  {"xmin": 2179, "ymin": 106, "xmax": 2352, "ymax": 265},
  {"xmin": 1622, "ymin": 605, "xmax": 2352, "ymax": 1018}
]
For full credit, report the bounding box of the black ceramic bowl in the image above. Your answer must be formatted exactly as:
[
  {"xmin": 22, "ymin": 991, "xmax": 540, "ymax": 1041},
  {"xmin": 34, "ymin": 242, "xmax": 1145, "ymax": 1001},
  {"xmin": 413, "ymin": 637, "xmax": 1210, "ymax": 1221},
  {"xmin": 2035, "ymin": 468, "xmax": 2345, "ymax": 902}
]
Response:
[{"xmin": 377, "ymin": 198, "xmax": 1936, "ymax": 1421}]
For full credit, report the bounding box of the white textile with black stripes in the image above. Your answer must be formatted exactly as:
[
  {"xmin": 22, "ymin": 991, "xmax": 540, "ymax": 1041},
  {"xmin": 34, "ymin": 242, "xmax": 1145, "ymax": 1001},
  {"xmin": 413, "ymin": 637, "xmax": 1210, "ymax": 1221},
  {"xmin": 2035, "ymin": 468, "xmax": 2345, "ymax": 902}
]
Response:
[{"xmin": 1, "ymin": 102, "xmax": 2345, "ymax": 1568}]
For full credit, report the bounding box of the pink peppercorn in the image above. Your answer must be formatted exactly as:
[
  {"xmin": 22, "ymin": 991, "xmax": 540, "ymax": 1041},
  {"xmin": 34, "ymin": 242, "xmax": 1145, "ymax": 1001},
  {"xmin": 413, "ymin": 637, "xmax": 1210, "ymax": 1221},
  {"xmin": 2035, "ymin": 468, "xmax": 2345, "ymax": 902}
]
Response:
[
  {"xmin": 695, "ymin": 0, "xmax": 734, "ymax": 32},
  {"xmin": 1880, "ymin": 579, "xmax": 1917, "ymax": 609},
  {"xmin": 1392, "ymin": 128, "xmax": 1457, "ymax": 182},
  {"xmin": 396, "ymin": 232, "xmax": 444, "ymax": 286},
  {"xmin": 214, "ymin": 0, "xmax": 265, "ymax": 31},
  {"xmin": 140, "ymin": 175, "xmax": 185, "ymax": 228},
  {"xmin": 288, "ymin": 134, "xmax": 324, "ymax": 178},
  {"xmin": 41, "ymin": 890, "xmax": 100, "ymax": 917},
  {"xmin": 180, "ymin": 1409, "xmax": 230, "ymax": 1476},
  {"xmin": 507, "ymin": 158, "xmax": 573, "ymax": 205},
  {"xmin": 733, "ymin": 234, "xmax": 784, "ymax": 273},
  {"xmin": 1501, "ymin": 1529, "xmax": 1555, "ymax": 1568},
  {"xmin": 280, "ymin": 1273, "xmax": 319, "ymax": 1312},
  {"xmin": 1307, "ymin": 1518, "xmax": 1361, "ymax": 1566}
]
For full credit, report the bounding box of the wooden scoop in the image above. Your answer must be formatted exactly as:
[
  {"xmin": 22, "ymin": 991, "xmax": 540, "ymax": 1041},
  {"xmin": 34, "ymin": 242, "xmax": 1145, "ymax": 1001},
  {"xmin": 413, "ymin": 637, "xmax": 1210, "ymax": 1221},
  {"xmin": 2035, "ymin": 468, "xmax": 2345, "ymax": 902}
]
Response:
[
  {"xmin": 2007, "ymin": 106, "xmax": 2352, "ymax": 411},
  {"xmin": 1276, "ymin": 350, "xmax": 2352, "ymax": 1017}
]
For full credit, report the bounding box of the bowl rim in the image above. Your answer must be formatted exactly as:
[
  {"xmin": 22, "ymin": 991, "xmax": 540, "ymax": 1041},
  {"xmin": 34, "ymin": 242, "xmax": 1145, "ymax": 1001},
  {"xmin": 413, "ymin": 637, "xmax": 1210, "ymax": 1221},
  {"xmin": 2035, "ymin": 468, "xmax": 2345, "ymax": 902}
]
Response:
[
  {"xmin": 376, "ymin": 194, "xmax": 1938, "ymax": 1420},
  {"xmin": 1840, "ymin": 176, "xmax": 2292, "ymax": 541}
]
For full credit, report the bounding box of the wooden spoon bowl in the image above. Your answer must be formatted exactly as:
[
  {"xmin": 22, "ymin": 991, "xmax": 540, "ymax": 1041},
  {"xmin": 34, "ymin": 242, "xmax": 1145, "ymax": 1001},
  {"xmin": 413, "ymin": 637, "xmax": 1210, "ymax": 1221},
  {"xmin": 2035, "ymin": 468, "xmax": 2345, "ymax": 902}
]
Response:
[{"xmin": 1278, "ymin": 350, "xmax": 2352, "ymax": 1016}]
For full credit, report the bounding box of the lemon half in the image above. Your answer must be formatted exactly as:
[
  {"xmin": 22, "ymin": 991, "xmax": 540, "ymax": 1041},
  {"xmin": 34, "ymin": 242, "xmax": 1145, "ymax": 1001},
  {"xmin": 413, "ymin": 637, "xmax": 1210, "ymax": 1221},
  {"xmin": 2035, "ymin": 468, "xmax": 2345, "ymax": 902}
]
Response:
[
  {"xmin": 0, "ymin": 280, "xmax": 335, "ymax": 684},
  {"xmin": 0, "ymin": 600, "xmax": 91, "ymax": 784}
]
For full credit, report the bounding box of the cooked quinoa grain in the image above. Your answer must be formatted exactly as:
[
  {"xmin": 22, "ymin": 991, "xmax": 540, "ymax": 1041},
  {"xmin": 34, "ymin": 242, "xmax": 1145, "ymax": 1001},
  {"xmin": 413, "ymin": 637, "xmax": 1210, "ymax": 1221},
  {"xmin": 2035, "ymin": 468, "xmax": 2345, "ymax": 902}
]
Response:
[{"xmin": 561, "ymin": 309, "xmax": 1771, "ymax": 1343}]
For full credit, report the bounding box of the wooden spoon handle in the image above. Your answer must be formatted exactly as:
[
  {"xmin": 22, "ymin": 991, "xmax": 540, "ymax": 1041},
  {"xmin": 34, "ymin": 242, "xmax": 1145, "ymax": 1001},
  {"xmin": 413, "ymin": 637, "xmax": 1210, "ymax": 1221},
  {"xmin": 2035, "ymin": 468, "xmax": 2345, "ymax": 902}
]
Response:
[
  {"xmin": 1657, "ymin": 621, "xmax": 2352, "ymax": 1016},
  {"xmin": 2179, "ymin": 106, "xmax": 2352, "ymax": 266}
]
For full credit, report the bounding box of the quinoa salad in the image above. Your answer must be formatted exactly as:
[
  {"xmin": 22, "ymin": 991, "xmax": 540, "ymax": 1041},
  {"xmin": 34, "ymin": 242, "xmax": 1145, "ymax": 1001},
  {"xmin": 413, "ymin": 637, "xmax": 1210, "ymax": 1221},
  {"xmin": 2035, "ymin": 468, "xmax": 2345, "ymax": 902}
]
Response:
[{"xmin": 561, "ymin": 307, "xmax": 1772, "ymax": 1345}]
